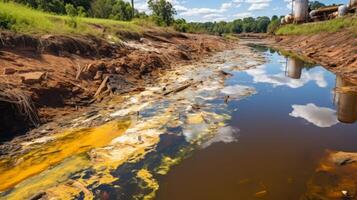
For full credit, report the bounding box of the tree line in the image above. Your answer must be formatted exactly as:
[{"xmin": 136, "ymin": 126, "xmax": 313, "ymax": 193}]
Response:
[
  {"xmin": 174, "ymin": 16, "xmax": 281, "ymax": 35},
  {"xmin": 3, "ymin": 0, "xmax": 328, "ymax": 34},
  {"xmin": 5, "ymin": 0, "xmax": 178, "ymax": 25}
]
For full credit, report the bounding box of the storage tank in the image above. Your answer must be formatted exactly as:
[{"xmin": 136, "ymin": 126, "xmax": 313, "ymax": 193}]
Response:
[
  {"xmin": 335, "ymin": 75, "xmax": 357, "ymax": 124},
  {"xmin": 287, "ymin": 57, "xmax": 304, "ymax": 79},
  {"xmin": 294, "ymin": 0, "xmax": 309, "ymax": 22},
  {"xmin": 338, "ymin": 5, "xmax": 348, "ymax": 17},
  {"xmin": 281, "ymin": 17, "xmax": 286, "ymax": 25},
  {"xmin": 285, "ymin": 14, "xmax": 294, "ymax": 24}
]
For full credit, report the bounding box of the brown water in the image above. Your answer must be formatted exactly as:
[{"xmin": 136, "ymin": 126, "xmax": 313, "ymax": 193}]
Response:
[
  {"xmin": 0, "ymin": 44, "xmax": 356, "ymax": 200},
  {"xmin": 155, "ymin": 46, "xmax": 357, "ymax": 200}
]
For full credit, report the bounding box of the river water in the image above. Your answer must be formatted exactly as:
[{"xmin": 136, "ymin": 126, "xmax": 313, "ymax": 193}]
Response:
[{"xmin": 0, "ymin": 43, "xmax": 356, "ymax": 200}]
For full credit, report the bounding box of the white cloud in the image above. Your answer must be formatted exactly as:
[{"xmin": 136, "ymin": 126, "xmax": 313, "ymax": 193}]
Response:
[
  {"xmin": 290, "ymin": 104, "xmax": 339, "ymax": 128},
  {"xmin": 248, "ymin": 3, "xmax": 269, "ymax": 11},
  {"xmin": 234, "ymin": 12, "xmax": 253, "ymax": 18}
]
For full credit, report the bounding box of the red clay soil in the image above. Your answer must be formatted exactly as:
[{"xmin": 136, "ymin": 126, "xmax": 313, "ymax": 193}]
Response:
[
  {"xmin": 0, "ymin": 30, "xmax": 232, "ymax": 139},
  {"xmin": 273, "ymin": 30, "xmax": 357, "ymax": 84}
]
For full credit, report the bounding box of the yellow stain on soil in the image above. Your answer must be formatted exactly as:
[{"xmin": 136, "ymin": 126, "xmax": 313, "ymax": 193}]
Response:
[{"xmin": 0, "ymin": 120, "xmax": 131, "ymax": 192}]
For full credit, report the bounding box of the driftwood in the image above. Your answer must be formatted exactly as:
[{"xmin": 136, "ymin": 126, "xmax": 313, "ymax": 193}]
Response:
[
  {"xmin": 94, "ymin": 76, "xmax": 109, "ymax": 97},
  {"xmin": 0, "ymin": 85, "xmax": 40, "ymax": 127},
  {"xmin": 75, "ymin": 63, "xmax": 84, "ymax": 80},
  {"xmin": 164, "ymin": 83, "xmax": 192, "ymax": 96},
  {"xmin": 68, "ymin": 80, "xmax": 88, "ymax": 92}
]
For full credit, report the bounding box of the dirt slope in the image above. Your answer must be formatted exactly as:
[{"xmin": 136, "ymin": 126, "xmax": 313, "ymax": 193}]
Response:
[
  {"xmin": 0, "ymin": 30, "xmax": 232, "ymax": 140},
  {"xmin": 273, "ymin": 30, "xmax": 357, "ymax": 84}
]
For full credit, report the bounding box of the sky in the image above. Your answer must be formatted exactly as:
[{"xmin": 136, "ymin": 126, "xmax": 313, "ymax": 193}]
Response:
[{"xmin": 129, "ymin": 0, "xmax": 348, "ymax": 22}]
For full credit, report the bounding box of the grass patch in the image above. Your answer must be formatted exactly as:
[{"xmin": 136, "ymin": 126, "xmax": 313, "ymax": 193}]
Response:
[
  {"xmin": 0, "ymin": 2, "xmax": 157, "ymax": 37},
  {"xmin": 276, "ymin": 16, "xmax": 357, "ymax": 36},
  {"xmin": 222, "ymin": 33, "xmax": 240, "ymax": 41}
]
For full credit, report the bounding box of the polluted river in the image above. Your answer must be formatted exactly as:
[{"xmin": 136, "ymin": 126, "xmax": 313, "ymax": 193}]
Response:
[{"xmin": 1, "ymin": 42, "xmax": 357, "ymax": 200}]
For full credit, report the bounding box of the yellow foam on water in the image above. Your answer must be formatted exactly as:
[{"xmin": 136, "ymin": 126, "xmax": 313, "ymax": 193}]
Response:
[
  {"xmin": 186, "ymin": 113, "xmax": 204, "ymax": 124},
  {"xmin": 137, "ymin": 169, "xmax": 159, "ymax": 200},
  {"xmin": 0, "ymin": 120, "xmax": 131, "ymax": 192},
  {"xmin": 2, "ymin": 155, "xmax": 90, "ymax": 200}
]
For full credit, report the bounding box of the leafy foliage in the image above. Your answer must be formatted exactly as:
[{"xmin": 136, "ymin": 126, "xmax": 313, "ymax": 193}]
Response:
[
  {"xmin": 148, "ymin": 0, "xmax": 176, "ymax": 26},
  {"xmin": 309, "ymin": 1, "xmax": 326, "ymax": 10},
  {"xmin": 175, "ymin": 16, "xmax": 276, "ymax": 35}
]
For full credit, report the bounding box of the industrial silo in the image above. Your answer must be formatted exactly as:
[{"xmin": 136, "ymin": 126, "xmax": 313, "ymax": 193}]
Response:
[
  {"xmin": 335, "ymin": 75, "xmax": 357, "ymax": 124},
  {"xmin": 294, "ymin": 0, "xmax": 309, "ymax": 22}
]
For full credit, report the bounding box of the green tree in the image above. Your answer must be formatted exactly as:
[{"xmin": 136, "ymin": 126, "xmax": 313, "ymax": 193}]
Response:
[
  {"xmin": 90, "ymin": 0, "xmax": 133, "ymax": 20},
  {"xmin": 148, "ymin": 0, "xmax": 176, "ymax": 26},
  {"xmin": 309, "ymin": 1, "xmax": 326, "ymax": 10},
  {"xmin": 90, "ymin": 0, "xmax": 114, "ymax": 18},
  {"xmin": 256, "ymin": 16, "xmax": 270, "ymax": 33},
  {"xmin": 111, "ymin": 0, "xmax": 133, "ymax": 21}
]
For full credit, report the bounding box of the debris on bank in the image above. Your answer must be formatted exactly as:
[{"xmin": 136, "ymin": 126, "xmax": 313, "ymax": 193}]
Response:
[{"xmin": 0, "ymin": 30, "xmax": 231, "ymax": 139}]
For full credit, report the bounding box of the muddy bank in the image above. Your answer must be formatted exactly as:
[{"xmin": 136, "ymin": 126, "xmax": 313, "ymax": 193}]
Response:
[
  {"xmin": 0, "ymin": 30, "xmax": 232, "ymax": 140},
  {"xmin": 272, "ymin": 30, "xmax": 357, "ymax": 85}
]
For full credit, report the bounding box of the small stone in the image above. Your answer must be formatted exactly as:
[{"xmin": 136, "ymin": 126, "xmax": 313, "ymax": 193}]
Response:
[
  {"xmin": 20, "ymin": 72, "xmax": 45, "ymax": 84},
  {"xmin": 3, "ymin": 68, "xmax": 17, "ymax": 75}
]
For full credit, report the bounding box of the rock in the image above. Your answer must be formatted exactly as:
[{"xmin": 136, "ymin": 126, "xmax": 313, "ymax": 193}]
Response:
[
  {"xmin": 20, "ymin": 72, "xmax": 45, "ymax": 84},
  {"xmin": 3, "ymin": 68, "xmax": 17, "ymax": 75}
]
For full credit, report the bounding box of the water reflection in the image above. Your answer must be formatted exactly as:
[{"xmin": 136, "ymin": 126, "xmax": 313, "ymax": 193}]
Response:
[
  {"xmin": 334, "ymin": 75, "xmax": 357, "ymax": 124},
  {"xmin": 288, "ymin": 72, "xmax": 357, "ymax": 127},
  {"xmin": 246, "ymin": 63, "xmax": 327, "ymax": 89},
  {"xmin": 286, "ymin": 57, "xmax": 304, "ymax": 79},
  {"xmin": 289, "ymin": 103, "xmax": 339, "ymax": 128}
]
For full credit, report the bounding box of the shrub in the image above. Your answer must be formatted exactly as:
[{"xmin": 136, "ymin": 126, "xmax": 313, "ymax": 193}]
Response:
[{"xmin": 0, "ymin": 12, "xmax": 16, "ymax": 29}]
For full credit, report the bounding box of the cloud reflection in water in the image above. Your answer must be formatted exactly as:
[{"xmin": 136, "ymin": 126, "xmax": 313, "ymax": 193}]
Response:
[
  {"xmin": 289, "ymin": 103, "xmax": 339, "ymax": 128},
  {"xmin": 245, "ymin": 65, "xmax": 327, "ymax": 88}
]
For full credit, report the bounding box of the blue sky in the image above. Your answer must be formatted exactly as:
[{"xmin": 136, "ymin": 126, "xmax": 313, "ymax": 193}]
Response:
[{"xmin": 131, "ymin": 0, "xmax": 347, "ymax": 22}]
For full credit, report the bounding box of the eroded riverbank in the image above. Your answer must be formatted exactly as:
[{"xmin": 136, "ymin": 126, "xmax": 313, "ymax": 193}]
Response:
[{"xmin": 1, "ymin": 41, "xmax": 357, "ymax": 200}]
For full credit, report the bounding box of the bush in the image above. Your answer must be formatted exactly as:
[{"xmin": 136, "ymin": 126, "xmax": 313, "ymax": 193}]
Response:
[
  {"xmin": 173, "ymin": 18, "xmax": 188, "ymax": 32},
  {"xmin": 267, "ymin": 19, "xmax": 280, "ymax": 34},
  {"xmin": 0, "ymin": 12, "xmax": 16, "ymax": 29},
  {"xmin": 65, "ymin": 4, "xmax": 77, "ymax": 17},
  {"xmin": 65, "ymin": 4, "xmax": 77, "ymax": 28}
]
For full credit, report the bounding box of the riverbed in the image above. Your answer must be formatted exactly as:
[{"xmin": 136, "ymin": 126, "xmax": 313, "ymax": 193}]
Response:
[{"xmin": 0, "ymin": 42, "xmax": 356, "ymax": 200}]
